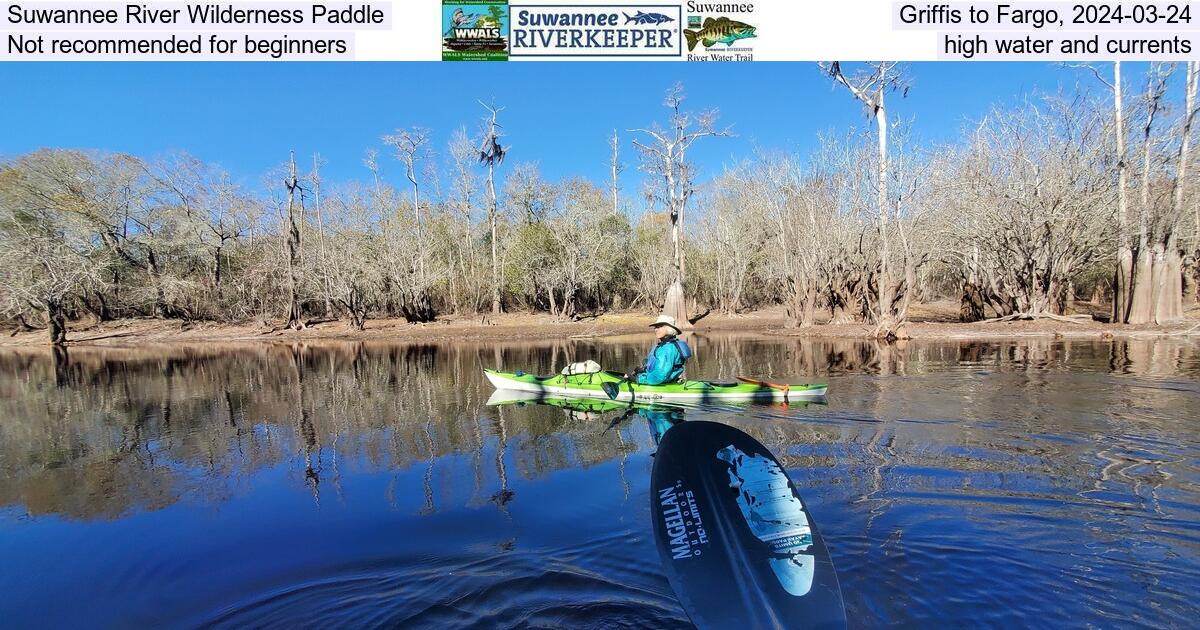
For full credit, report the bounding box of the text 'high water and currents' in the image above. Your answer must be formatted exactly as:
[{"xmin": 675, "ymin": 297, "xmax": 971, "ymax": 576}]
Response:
[{"xmin": 893, "ymin": 2, "xmax": 1197, "ymax": 59}]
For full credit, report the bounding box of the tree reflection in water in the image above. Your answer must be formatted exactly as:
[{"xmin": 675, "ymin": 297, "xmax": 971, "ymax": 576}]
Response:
[{"xmin": 0, "ymin": 335, "xmax": 1196, "ymax": 627}]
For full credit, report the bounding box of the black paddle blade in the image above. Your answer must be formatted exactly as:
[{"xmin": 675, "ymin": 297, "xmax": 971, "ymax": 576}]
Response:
[
  {"xmin": 651, "ymin": 421, "xmax": 846, "ymax": 629},
  {"xmin": 601, "ymin": 381, "xmax": 620, "ymax": 400}
]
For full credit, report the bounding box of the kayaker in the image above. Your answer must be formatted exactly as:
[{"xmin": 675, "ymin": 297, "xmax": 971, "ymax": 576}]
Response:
[{"xmin": 629, "ymin": 315, "xmax": 692, "ymax": 385}]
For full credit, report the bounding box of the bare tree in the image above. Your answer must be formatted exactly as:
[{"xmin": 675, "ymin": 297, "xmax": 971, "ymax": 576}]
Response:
[
  {"xmin": 324, "ymin": 187, "xmax": 383, "ymax": 329},
  {"xmin": 0, "ymin": 152, "xmax": 111, "ymax": 344},
  {"xmin": 820, "ymin": 61, "xmax": 910, "ymax": 338},
  {"xmin": 505, "ymin": 162, "xmax": 554, "ymax": 225},
  {"xmin": 547, "ymin": 179, "xmax": 626, "ymax": 318},
  {"xmin": 1074, "ymin": 62, "xmax": 1134, "ymax": 322},
  {"xmin": 478, "ymin": 101, "xmax": 508, "ymax": 315},
  {"xmin": 8, "ymin": 72, "xmax": 1200, "ymax": 339},
  {"xmin": 283, "ymin": 151, "xmax": 305, "ymax": 330},
  {"xmin": 695, "ymin": 176, "xmax": 768, "ymax": 316},
  {"xmin": 383, "ymin": 127, "xmax": 433, "ymax": 281},
  {"xmin": 1152, "ymin": 62, "xmax": 1197, "ymax": 320},
  {"xmin": 933, "ymin": 97, "xmax": 1112, "ymax": 321},
  {"xmin": 447, "ymin": 126, "xmax": 481, "ymax": 313},
  {"xmin": 609, "ymin": 129, "xmax": 624, "ymax": 216},
  {"xmin": 1177, "ymin": 62, "xmax": 1200, "ymax": 306},
  {"xmin": 310, "ymin": 153, "xmax": 333, "ymax": 318},
  {"xmin": 1123, "ymin": 64, "xmax": 1174, "ymax": 323},
  {"xmin": 629, "ymin": 83, "xmax": 730, "ymax": 329}
]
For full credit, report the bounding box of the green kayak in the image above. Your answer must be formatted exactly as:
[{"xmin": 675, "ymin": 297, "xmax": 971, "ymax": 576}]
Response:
[
  {"xmin": 484, "ymin": 368, "xmax": 827, "ymax": 402},
  {"xmin": 486, "ymin": 388, "xmax": 680, "ymax": 411}
]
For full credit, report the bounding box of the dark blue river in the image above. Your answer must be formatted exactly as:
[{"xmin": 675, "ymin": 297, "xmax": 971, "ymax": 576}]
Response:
[{"xmin": 1, "ymin": 336, "xmax": 1197, "ymax": 628}]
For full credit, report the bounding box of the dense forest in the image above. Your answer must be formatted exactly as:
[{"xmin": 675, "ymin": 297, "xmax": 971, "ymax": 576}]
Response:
[{"xmin": 2, "ymin": 62, "xmax": 1198, "ymax": 345}]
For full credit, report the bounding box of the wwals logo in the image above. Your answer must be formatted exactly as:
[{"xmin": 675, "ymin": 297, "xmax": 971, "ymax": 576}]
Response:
[{"xmin": 443, "ymin": 0, "xmax": 509, "ymax": 61}]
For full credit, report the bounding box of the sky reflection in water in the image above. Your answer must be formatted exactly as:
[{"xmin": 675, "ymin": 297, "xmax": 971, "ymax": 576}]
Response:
[{"xmin": 0, "ymin": 336, "xmax": 1197, "ymax": 628}]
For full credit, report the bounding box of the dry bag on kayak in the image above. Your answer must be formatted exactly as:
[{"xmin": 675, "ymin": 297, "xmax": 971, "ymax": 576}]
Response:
[{"xmin": 561, "ymin": 360, "xmax": 602, "ymax": 375}]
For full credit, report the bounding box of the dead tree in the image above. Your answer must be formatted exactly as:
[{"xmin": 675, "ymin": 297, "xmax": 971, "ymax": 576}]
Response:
[
  {"xmin": 629, "ymin": 83, "xmax": 729, "ymax": 329},
  {"xmin": 284, "ymin": 151, "xmax": 304, "ymax": 330},
  {"xmin": 478, "ymin": 101, "xmax": 507, "ymax": 316}
]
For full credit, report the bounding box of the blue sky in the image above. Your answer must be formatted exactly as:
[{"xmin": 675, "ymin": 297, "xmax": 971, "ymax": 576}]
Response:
[{"xmin": 0, "ymin": 62, "xmax": 1155, "ymax": 192}]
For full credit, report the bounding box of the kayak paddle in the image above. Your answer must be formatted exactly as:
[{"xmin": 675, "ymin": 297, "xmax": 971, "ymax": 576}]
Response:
[
  {"xmin": 602, "ymin": 368, "xmax": 640, "ymax": 400},
  {"xmin": 651, "ymin": 420, "xmax": 846, "ymax": 629}
]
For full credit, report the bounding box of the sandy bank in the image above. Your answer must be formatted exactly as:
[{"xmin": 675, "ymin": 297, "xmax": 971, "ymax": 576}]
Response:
[{"xmin": 3, "ymin": 302, "xmax": 1198, "ymax": 348}]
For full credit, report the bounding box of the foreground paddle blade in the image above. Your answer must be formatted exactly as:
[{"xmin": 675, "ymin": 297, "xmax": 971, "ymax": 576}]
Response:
[{"xmin": 651, "ymin": 421, "xmax": 846, "ymax": 629}]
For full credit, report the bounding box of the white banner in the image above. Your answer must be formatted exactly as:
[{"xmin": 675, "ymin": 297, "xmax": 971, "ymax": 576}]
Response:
[{"xmin": 2, "ymin": 0, "xmax": 1198, "ymax": 60}]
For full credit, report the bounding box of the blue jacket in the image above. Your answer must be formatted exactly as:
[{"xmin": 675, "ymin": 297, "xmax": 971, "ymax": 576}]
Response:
[{"xmin": 637, "ymin": 338, "xmax": 687, "ymax": 385}]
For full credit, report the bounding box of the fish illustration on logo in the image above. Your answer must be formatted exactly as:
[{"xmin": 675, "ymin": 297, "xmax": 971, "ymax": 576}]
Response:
[
  {"xmin": 716, "ymin": 443, "xmax": 815, "ymax": 596},
  {"xmin": 624, "ymin": 10, "xmax": 675, "ymax": 25},
  {"xmin": 683, "ymin": 16, "xmax": 755, "ymax": 51},
  {"xmin": 449, "ymin": 7, "xmax": 479, "ymax": 30}
]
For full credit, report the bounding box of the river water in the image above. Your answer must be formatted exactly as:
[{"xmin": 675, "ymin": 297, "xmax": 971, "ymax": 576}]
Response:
[{"xmin": 0, "ymin": 335, "xmax": 1197, "ymax": 628}]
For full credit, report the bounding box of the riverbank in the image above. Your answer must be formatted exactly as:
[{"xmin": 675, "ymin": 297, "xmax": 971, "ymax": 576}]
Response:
[{"xmin": 4, "ymin": 301, "xmax": 1199, "ymax": 348}]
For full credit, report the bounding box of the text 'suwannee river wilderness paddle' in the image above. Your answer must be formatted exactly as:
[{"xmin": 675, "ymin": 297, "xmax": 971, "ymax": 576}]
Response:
[{"xmin": 651, "ymin": 421, "xmax": 846, "ymax": 629}]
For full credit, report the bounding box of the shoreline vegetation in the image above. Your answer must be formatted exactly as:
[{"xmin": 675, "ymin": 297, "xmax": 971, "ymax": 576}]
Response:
[
  {"xmin": 4, "ymin": 302, "xmax": 1198, "ymax": 348},
  {"xmin": 5, "ymin": 65, "xmax": 1200, "ymax": 347}
]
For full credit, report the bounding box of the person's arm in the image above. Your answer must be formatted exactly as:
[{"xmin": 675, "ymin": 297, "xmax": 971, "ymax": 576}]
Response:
[
  {"xmin": 627, "ymin": 347, "xmax": 656, "ymax": 381},
  {"xmin": 637, "ymin": 343, "xmax": 680, "ymax": 385}
]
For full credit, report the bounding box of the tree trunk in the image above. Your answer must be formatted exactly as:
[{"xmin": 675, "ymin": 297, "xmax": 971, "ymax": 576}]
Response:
[
  {"xmin": 1112, "ymin": 62, "xmax": 1133, "ymax": 323},
  {"xmin": 784, "ymin": 278, "xmax": 802, "ymax": 329},
  {"xmin": 960, "ymin": 282, "xmax": 986, "ymax": 322},
  {"xmin": 350, "ymin": 306, "xmax": 366, "ymax": 330},
  {"xmin": 1151, "ymin": 245, "xmax": 1184, "ymax": 323},
  {"xmin": 1115, "ymin": 247, "xmax": 1133, "ymax": 322},
  {"xmin": 148, "ymin": 248, "xmax": 169, "ymax": 318},
  {"xmin": 83, "ymin": 290, "xmax": 111, "ymax": 322},
  {"xmin": 1129, "ymin": 68, "xmax": 1168, "ymax": 325},
  {"xmin": 1128, "ymin": 246, "xmax": 1153, "ymax": 324},
  {"xmin": 1161, "ymin": 62, "xmax": 1197, "ymax": 321},
  {"xmin": 874, "ymin": 90, "xmax": 898, "ymax": 338},
  {"xmin": 828, "ymin": 278, "xmax": 857, "ymax": 324},
  {"xmin": 488, "ymin": 161, "xmax": 501, "ymax": 315},
  {"xmin": 662, "ymin": 280, "xmax": 688, "ymax": 328},
  {"xmin": 1188, "ymin": 249, "xmax": 1200, "ymax": 305},
  {"xmin": 664, "ymin": 152, "xmax": 692, "ymax": 329},
  {"xmin": 340, "ymin": 289, "xmax": 367, "ymax": 330},
  {"xmin": 46, "ymin": 297, "xmax": 67, "ymax": 346},
  {"xmin": 313, "ymin": 155, "xmax": 333, "ymax": 318},
  {"xmin": 784, "ymin": 276, "xmax": 817, "ymax": 328},
  {"xmin": 800, "ymin": 282, "xmax": 818, "ymax": 327},
  {"xmin": 285, "ymin": 152, "xmax": 305, "ymax": 330}
]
